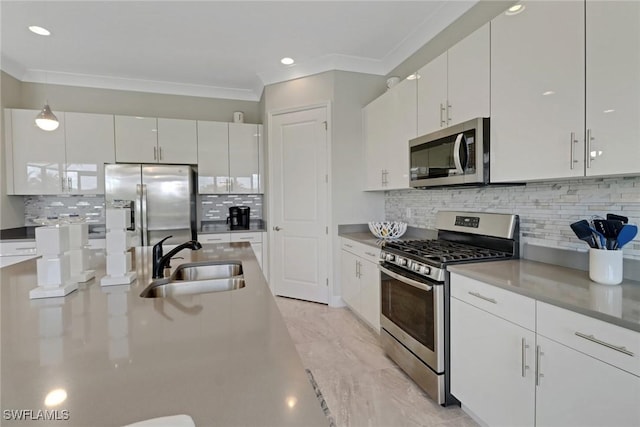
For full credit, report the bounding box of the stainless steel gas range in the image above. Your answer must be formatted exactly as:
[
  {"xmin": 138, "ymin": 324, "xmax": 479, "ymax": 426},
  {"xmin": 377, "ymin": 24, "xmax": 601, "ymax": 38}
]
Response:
[{"xmin": 379, "ymin": 211, "xmax": 519, "ymax": 406}]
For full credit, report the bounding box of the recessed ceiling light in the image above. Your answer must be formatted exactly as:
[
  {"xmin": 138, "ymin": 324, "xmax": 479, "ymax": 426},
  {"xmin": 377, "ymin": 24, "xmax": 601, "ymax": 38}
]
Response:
[
  {"xmin": 280, "ymin": 57, "xmax": 294, "ymax": 65},
  {"xmin": 406, "ymin": 73, "xmax": 421, "ymax": 80},
  {"xmin": 542, "ymin": 90, "xmax": 555, "ymax": 96},
  {"xmin": 505, "ymin": 4, "xmax": 525, "ymax": 16},
  {"xmin": 28, "ymin": 25, "xmax": 51, "ymax": 36},
  {"xmin": 603, "ymin": 109, "xmax": 615, "ymax": 113}
]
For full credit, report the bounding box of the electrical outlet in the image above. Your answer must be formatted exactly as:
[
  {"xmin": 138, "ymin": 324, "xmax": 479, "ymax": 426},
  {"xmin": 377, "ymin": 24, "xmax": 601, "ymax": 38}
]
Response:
[{"xmin": 406, "ymin": 207, "xmax": 412, "ymax": 218}]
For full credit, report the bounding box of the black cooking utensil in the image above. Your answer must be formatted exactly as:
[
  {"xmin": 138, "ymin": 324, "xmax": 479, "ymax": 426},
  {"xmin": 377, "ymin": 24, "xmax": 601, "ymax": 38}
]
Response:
[
  {"xmin": 593, "ymin": 219, "xmax": 621, "ymax": 250},
  {"xmin": 570, "ymin": 220, "xmax": 598, "ymax": 249},
  {"xmin": 606, "ymin": 213, "xmax": 628, "ymax": 224}
]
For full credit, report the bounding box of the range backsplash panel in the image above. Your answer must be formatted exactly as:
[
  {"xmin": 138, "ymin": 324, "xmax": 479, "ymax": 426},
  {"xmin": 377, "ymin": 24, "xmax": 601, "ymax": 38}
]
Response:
[
  {"xmin": 385, "ymin": 176, "xmax": 640, "ymax": 260},
  {"xmin": 200, "ymin": 194, "xmax": 263, "ymax": 221}
]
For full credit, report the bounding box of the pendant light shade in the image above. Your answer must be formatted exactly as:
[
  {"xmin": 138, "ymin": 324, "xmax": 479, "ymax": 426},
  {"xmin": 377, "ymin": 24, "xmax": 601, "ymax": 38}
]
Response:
[{"xmin": 35, "ymin": 103, "xmax": 59, "ymax": 131}]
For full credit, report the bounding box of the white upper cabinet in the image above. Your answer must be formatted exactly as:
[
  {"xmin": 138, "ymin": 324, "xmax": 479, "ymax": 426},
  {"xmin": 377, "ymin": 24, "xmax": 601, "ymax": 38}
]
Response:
[
  {"xmin": 64, "ymin": 112, "xmax": 115, "ymax": 194},
  {"xmin": 585, "ymin": 0, "xmax": 640, "ymax": 176},
  {"xmin": 5, "ymin": 109, "xmax": 66, "ymax": 195},
  {"xmin": 490, "ymin": 1, "xmax": 585, "ymax": 182},
  {"xmin": 229, "ymin": 123, "xmax": 260, "ymax": 194},
  {"xmin": 447, "ymin": 23, "xmax": 490, "ymax": 127},
  {"xmin": 115, "ymin": 116, "xmax": 158, "ymax": 163},
  {"xmin": 5, "ymin": 109, "xmax": 115, "ymax": 195},
  {"xmin": 417, "ymin": 23, "xmax": 490, "ymax": 136},
  {"xmin": 157, "ymin": 118, "xmax": 197, "ymax": 164},
  {"xmin": 363, "ymin": 77, "xmax": 416, "ymax": 191},
  {"xmin": 416, "ymin": 52, "xmax": 447, "ymax": 136},
  {"xmin": 197, "ymin": 122, "xmax": 261, "ymax": 194},
  {"xmin": 197, "ymin": 121, "xmax": 229, "ymax": 194},
  {"xmin": 115, "ymin": 116, "xmax": 196, "ymax": 164}
]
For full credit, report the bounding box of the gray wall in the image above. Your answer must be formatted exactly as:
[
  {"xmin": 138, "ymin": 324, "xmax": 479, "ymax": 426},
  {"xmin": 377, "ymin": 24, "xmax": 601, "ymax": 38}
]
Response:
[
  {"xmin": 1, "ymin": 71, "xmax": 25, "ymax": 228},
  {"xmin": 14, "ymin": 81, "xmax": 261, "ymax": 123}
]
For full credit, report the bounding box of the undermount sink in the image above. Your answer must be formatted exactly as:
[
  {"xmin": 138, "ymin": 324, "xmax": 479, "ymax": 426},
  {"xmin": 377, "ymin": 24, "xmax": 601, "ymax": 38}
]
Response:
[
  {"xmin": 140, "ymin": 277, "xmax": 245, "ymax": 298},
  {"xmin": 172, "ymin": 261, "xmax": 243, "ymax": 281},
  {"xmin": 140, "ymin": 261, "xmax": 245, "ymax": 298}
]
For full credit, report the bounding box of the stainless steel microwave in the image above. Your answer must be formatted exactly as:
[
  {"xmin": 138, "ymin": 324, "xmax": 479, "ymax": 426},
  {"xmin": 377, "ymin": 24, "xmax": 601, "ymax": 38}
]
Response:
[{"xmin": 409, "ymin": 117, "xmax": 489, "ymax": 188}]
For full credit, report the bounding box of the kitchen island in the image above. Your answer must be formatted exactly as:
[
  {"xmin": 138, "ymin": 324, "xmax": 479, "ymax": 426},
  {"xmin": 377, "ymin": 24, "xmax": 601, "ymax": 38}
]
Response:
[{"xmin": 0, "ymin": 243, "xmax": 328, "ymax": 426}]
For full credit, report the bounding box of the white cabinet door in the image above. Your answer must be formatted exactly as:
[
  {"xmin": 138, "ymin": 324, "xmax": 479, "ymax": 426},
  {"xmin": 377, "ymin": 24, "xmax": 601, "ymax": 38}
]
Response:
[
  {"xmin": 450, "ymin": 297, "xmax": 536, "ymax": 427},
  {"xmin": 64, "ymin": 112, "xmax": 115, "ymax": 195},
  {"xmin": 340, "ymin": 250, "xmax": 360, "ymax": 312},
  {"xmin": 417, "ymin": 52, "xmax": 447, "ymax": 136},
  {"xmin": 447, "ymin": 23, "xmax": 490, "ymax": 126},
  {"xmin": 229, "ymin": 123, "xmax": 260, "ymax": 194},
  {"xmin": 363, "ymin": 78, "xmax": 415, "ymax": 191},
  {"xmin": 157, "ymin": 118, "xmax": 197, "ymax": 164},
  {"xmin": 490, "ymin": 1, "xmax": 585, "ymax": 182},
  {"xmin": 114, "ymin": 116, "xmax": 158, "ymax": 163},
  {"xmin": 359, "ymin": 258, "xmax": 380, "ymax": 332},
  {"xmin": 197, "ymin": 121, "xmax": 229, "ymax": 194},
  {"xmin": 7, "ymin": 108, "xmax": 66, "ymax": 194},
  {"xmin": 535, "ymin": 335, "xmax": 640, "ymax": 427},
  {"xmin": 585, "ymin": 0, "xmax": 640, "ymax": 177}
]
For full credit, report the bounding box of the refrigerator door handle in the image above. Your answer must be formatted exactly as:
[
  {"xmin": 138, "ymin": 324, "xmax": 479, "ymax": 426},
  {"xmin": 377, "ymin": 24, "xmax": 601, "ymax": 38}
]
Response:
[{"xmin": 141, "ymin": 183, "xmax": 149, "ymax": 246}]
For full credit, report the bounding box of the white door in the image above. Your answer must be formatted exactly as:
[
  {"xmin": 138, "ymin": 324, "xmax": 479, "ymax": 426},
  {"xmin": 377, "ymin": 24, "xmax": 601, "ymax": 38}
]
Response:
[{"xmin": 270, "ymin": 107, "xmax": 328, "ymax": 303}]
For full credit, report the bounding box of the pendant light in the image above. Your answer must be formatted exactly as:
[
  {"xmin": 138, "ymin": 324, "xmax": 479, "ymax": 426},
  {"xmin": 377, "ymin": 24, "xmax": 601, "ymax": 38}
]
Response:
[{"xmin": 35, "ymin": 102, "xmax": 59, "ymax": 131}]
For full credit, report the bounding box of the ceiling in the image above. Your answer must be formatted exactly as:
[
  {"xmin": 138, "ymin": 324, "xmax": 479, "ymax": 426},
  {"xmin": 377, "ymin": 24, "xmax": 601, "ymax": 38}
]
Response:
[{"xmin": 1, "ymin": 1, "xmax": 477, "ymax": 101}]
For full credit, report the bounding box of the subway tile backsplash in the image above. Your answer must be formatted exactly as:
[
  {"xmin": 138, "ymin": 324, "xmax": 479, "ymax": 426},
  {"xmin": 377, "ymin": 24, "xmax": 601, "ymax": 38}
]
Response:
[
  {"xmin": 385, "ymin": 176, "xmax": 640, "ymax": 260},
  {"xmin": 24, "ymin": 195, "xmax": 106, "ymax": 225},
  {"xmin": 200, "ymin": 194, "xmax": 263, "ymax": 221}
]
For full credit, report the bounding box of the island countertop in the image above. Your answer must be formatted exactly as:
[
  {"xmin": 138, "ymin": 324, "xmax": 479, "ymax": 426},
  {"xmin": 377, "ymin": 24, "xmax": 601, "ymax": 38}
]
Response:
[{"xmin": 0, "ymin": 243, "xmax": 328, "ymax": 426}]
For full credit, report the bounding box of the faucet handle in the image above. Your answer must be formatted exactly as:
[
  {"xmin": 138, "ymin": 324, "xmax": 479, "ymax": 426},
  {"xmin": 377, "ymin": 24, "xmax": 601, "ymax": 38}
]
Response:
[{"xmin": 153, "ymin": 235, "xmax": 173, "ymax": 263}]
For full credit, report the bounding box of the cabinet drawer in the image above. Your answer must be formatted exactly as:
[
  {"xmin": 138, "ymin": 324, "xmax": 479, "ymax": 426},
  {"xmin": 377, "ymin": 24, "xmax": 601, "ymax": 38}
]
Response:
[
  {"xmin": 198, "ymin": 234, "xmax": 231, "ymax": 244},
  {"xmin": 537, "ymin": 301, "xmax": 640, "ymax": 376},
  {"xmin": 450, "ymin": 273, "xmax": 536, "ymax": 331},
  {"xmin": 341, "ymin": 238, "xmax": 380, "ymax": 264},
  {"xmin": 230, "ymin": 232, "xmax": 262, "ymax": 243},
  {"xmin": 0, "ymin": 241, "xmax": 37, "ymax": 256}
]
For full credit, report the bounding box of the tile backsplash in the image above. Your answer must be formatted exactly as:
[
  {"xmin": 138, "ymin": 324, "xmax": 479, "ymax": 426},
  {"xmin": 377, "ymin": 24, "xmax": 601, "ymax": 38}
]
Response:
[
  {"xmin": 199, "ymin": 194, "xmax": 263, "ymax": 221},
  {"xmin": 385, "ymin": 176, "xmax": 640, "ymax": 260},
  {"xmin": 24, "ymin": 195, "xmax": 106, "ymax": 225}
]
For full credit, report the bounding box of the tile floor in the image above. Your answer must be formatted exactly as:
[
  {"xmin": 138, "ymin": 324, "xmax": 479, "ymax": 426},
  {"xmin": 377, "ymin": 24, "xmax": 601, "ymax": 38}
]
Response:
[{"xmin": 275, "ymin": 296, "xmax": 479, "ymax": 427}]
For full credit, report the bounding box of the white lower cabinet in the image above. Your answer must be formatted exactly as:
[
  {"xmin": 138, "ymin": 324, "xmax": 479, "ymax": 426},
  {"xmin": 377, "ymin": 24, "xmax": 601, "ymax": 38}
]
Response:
[
  {"xmin": 340, "ymin": 238, "xmax": 381, "ymax": 332},
  {"xmin": 451, "ymin": 297, "xmax": 535, "ymax": 427},
  {"xmin": 198, "ymin": 232, "xmax": 265, "ymax": 273},
  {"xmin": 450, "ymin": 272, "xmax": 640, "ymax": 427}
]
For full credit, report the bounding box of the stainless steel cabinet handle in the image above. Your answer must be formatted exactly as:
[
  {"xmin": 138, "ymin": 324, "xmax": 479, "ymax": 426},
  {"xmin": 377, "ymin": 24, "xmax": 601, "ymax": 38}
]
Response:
[
  {"xmin": 68, "ymin": 177, "xmax": 72, "ymax": 191},
  {"xmin": 355, "ymin": 260, "xmax": 361, "ymax": 278},
  {"xmin": 535, "ymin": 345, "xmax": 543, "ymax": 386},
  {"xmin": 522, "ymin": 338, "xmax": 530, "ymax": 378},
  {"xmin": 570, "ymin": 132, "xmax": 579, "ymax": 169},
  {"xmin": 273, "ymin": 226, "xmax": 282, "ymax": 231},
  {"xmin": 468, "ymin": 291, "xmax": 497, "ymax": 304},
  {"xmin": 61, "ymin": 177, "xmax": 66, "ymax": 191},
  {"xmin": 239, "ymin": 237, "xmax": 253, "ymax": 240},
  {"xmin": 447, "ymin": 103, "xmax": 452, "ymax": 124},
  {"xmin": 158, "ymin": 146, "xmax": 163, "ymax": 161},
  {"xmin": 574, "ymin": 332, "xmax": 634, "ymax": 357},
  {"xmin": 153, "ymin": 146, "xmax": 157, "ymax": 160},
  {"xmin": 586, "ymin": 129, "xmax": 593, "ymax": 168},
  {"xmin": 440, "ymin": 103, "xmax": 446, "ymax": 127},
  {"xmin": 230, "ymin": 180, "xmax": 233, "ymax": 192}
]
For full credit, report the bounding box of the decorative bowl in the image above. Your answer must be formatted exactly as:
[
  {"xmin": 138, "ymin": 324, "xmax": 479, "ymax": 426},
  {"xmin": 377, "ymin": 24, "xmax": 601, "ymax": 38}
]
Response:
[{"xmin": 368, "ymin": 221, "xmax": 407, "ymax": 239}]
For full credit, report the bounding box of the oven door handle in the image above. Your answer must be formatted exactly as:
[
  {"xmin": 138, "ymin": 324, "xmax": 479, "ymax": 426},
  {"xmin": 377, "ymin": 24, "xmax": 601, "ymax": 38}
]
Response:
[{"xmin": 378, "ymin": 265, "xmax": 433, "ymax": 292}]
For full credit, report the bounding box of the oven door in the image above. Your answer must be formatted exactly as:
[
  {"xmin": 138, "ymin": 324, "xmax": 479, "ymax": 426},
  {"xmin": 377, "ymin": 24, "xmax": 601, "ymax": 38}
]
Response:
[{"xmin": 379, "ymin": 263, "xmax": 444, "ymax": 373}]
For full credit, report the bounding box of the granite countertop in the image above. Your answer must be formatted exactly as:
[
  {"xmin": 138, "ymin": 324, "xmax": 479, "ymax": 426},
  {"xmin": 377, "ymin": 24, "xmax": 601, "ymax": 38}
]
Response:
[
  {"xmin": 0, "ymin": 244, "xmax": 327, "ymax": 426},
  {"xmin": 449, "ymin": 260, "xmax": 640, "ymax": 333}
]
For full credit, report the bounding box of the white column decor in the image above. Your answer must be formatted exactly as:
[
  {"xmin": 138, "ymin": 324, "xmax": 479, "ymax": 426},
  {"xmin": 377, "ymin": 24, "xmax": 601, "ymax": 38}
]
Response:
[
  {"xmin": 68, "ymin": 223, "xmax": 95, "ymax": 283},
  {"xmin": 101, "ymin": 207, "xmax": 137, "ymax": 286},
  {"xmin": 29, "ymin": 225, "xmax": 78, "ymax": 299}
]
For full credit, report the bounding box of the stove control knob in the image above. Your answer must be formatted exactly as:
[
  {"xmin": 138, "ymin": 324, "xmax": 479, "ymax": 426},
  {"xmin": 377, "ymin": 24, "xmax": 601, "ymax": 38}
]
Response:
[
  {"xmin": 412, "ymin": 263, "xmax": 422, "ymax": 273},
  {"xmin": 397, "ymin": 257, "xmax": 407, "ymax": 266},
  {"xmin": 385, "ymin": 253, "xmax": 395, "ymax": 262},
  {"xmin": 423, "ymin": 266, "xmax": 431, "ymax": 275}
]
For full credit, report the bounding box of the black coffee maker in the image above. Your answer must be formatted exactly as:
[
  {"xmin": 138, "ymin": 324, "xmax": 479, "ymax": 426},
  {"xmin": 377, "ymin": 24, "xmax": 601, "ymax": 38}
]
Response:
[{"xmin": 227, "ymin": 206, "xmax": 250, "ymax": 230}]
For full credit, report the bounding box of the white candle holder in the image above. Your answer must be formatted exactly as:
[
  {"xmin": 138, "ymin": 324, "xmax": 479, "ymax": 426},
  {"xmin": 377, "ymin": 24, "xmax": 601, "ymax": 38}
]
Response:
[
  {"xmin": 101, "ymin": 207, "xmax": 137, "ymax": 286},
  {"xmin": 30, "ymin": 225, "xmax": 78, "ymax": 299},
  {"xmin": 68, "ymin": 223, "xmax": 95, "ymax": 283}
]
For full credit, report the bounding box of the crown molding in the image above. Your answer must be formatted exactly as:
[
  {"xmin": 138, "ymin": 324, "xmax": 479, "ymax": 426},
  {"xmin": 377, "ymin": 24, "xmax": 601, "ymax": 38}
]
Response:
[{"xmin": 0, "ymin": 54, "xmax": 27, "ymax": 80}]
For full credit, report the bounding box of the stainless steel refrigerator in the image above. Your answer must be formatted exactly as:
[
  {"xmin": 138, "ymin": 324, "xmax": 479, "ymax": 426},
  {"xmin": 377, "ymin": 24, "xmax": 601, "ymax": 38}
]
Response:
[{"xmin": 104, "ymin": 164, "xmax": 196, "ymax": 246}]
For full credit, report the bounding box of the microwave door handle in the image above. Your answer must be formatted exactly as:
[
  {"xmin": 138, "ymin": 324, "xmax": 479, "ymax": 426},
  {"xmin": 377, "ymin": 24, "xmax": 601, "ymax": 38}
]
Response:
[{"xmin": 453, "ymin": 133, "xmax": 465, "ymax": 175}]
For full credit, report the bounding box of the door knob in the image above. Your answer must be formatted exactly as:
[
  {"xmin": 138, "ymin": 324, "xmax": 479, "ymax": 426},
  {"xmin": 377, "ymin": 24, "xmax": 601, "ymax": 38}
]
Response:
[{"xmin": 273, "ymin": 226, "xmax": 282, "ymax": 231}]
